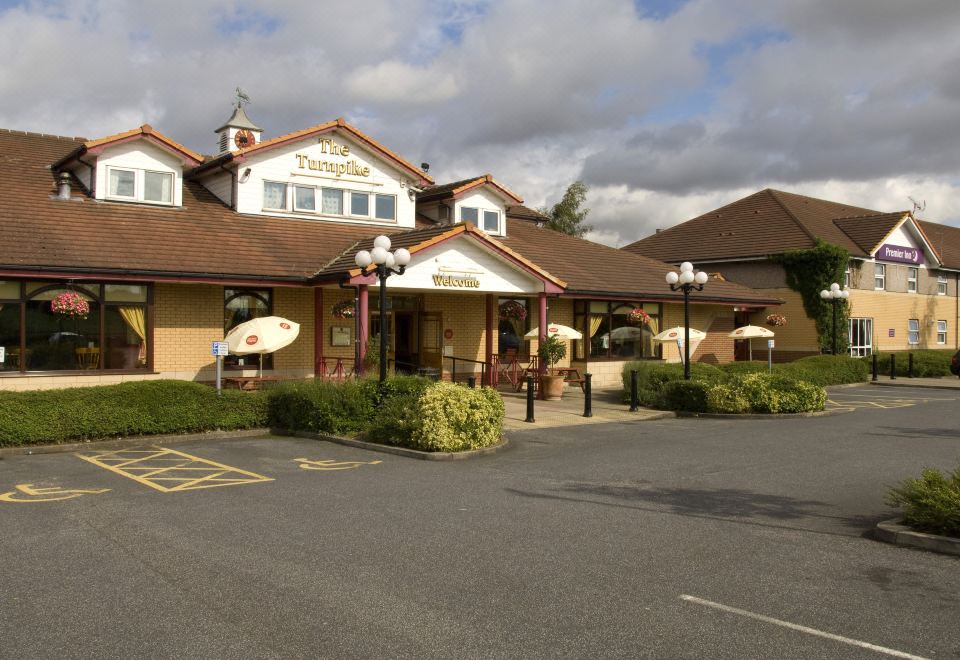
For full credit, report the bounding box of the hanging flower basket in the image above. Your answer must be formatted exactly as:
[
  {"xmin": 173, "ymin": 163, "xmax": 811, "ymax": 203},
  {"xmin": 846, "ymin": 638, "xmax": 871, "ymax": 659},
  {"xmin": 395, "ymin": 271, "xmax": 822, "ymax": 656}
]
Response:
[
  {"xmin": 332, "ymin": 300, "xmax": 355, "ymax": 319},
  {"xmin": 626, "ymin": 308, "xmax": 651, "ymax": 326},
  {"xmin": 499, "ymin": 300, "xmax": 527, "ymax": 322},
  {"xmin": 766, "ymin": 313, "xmax": 787, "ymax": 327},
  {"xmin": 50, "ymin": 291, "xmax": 90, "ymax": 320}
]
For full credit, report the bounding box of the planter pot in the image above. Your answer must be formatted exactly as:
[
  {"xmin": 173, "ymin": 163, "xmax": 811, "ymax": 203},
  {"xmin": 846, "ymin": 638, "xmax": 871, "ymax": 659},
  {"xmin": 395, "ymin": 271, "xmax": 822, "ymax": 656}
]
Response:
[{"xmin": 540, "ymin": 374, "xmax": 565, "ymax": 400}]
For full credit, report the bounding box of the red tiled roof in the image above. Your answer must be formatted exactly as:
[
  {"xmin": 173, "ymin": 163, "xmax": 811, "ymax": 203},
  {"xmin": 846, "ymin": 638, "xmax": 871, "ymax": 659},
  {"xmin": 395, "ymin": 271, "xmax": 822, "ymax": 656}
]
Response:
[
  {"xmin": 832, "ymin": 213, "xmax": 908, "ymax": 255},
  {"xmin": 52, "ymin": 124, "xmax": 203, "ymax": 168},
  {"xmin": 418, "ymin": 174, "xmax": 523, "ymax": 204}
]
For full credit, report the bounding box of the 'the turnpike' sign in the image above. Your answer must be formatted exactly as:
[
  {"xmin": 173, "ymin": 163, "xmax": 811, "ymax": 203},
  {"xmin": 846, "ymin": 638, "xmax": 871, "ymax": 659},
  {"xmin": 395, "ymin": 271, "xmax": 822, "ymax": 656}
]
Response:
[{"xmin": 877, "ymin": 243, "xmax": 924, "ymax": 265}]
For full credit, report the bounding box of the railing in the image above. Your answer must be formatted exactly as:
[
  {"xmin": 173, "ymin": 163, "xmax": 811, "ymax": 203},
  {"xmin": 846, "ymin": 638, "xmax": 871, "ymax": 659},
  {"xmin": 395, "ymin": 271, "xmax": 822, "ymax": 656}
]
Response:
[
  {"xmin": 443, "ymin": 355, "xmax": 489, "ymax": 385},
  {"xmin": 492, "ymin": 353, "xmax": 538, "ymax": 390},
  {"xmin": 317, "ymin": 357, "xmax": 356, "ymax": 380}
]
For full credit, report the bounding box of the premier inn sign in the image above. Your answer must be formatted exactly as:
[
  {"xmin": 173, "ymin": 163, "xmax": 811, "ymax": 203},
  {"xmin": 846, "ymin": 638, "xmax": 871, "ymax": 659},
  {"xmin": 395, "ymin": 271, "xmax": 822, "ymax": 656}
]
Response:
[{"xmin": 877, "ymin": 243, "xmax": 924, "ymax": 265}]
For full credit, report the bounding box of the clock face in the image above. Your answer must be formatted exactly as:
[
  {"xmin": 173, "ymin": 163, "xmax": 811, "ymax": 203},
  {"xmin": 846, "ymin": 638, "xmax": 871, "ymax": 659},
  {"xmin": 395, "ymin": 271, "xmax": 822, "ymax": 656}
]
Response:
[{"xmin": 234, "ymin": 129, "xmax": 255, "ymax": 148}]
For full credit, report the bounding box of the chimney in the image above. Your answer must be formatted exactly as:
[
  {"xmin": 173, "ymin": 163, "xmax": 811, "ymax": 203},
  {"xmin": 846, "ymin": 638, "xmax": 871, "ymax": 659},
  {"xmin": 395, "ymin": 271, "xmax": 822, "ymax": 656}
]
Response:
[{"xmin": 57, "ymin": 172, "xmax": 71, "ymax": 200}]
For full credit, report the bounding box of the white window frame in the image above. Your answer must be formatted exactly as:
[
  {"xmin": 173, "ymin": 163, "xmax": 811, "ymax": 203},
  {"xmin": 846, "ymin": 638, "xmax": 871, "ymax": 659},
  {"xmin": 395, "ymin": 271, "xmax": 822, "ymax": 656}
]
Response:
[
  {"xmin": 263, "ymin": 181, "xmax": 288, "ymax": 211},
  {"xmin": 482, "ymin": 210, "xmax": 500, "ymax": 233},
  {"xmin": 374, "ymin": 194, "xmax": 396, "ymax": 221},
  {"xmin": 907, "ymin": 318, "xmax": 920, "ymax": 345},
  {"xmin": 937, "ymin": 320, "xmax": 947, "ymax": 345},
  {"xmin": 293, "ymin": 185, "xmax": 316, "ymax": 212},
  {"xmin": 874, "ymin": 263, "xmax": 885, "ymax": 290},
  {"xmin": 937, "ymin": 273, "xmax": 948, "ymax": 295},
  {"xmin": 848, "ymin": 317, "xmax": 873, "ymax": 357},
  {"xmin": 349, "ymin": 191, "xmax": 370, "ymax": 218},
  {"xmin": 844, "ymin": 264, "xmax": 851, "ymax": 288},
  {"xmin": 107, "ymin": 167, "xmax": 137, "ymax": 200},
  {"xmin": 321, "ymin": 187, "xmax": 344, "ymax": 216},
  {"xmin": 907, "ymin": 267, "xmax": 918, "ymax": 293},
  {"xmin": 142, "ymin": 169, "xmax": 173, "ymax": 204},
  {"xmin": 460, "ymin": 206, "xmax": 479, "ymax": 224}
]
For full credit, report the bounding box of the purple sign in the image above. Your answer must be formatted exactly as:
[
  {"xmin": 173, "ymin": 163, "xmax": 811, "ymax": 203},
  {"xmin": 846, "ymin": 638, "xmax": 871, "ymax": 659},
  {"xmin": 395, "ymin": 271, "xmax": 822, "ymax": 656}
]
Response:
[{"xmin": 877, "ymin": 243, "xmax": 924, "ymax": 265}]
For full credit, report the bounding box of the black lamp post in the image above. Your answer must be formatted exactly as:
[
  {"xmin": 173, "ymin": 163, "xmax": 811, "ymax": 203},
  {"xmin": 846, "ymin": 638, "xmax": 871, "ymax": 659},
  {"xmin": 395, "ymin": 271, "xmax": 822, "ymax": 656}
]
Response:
[
  {"xmin": 666, "ymin": 262, "xmax": 708, "ymax": 380},
  {"xmin": 819, "ymin": 283, "xmax": 849, "ymax": 355},
  {"xmin": 354, "ymin": 236, "xmax": 410, "ymax": 383}
]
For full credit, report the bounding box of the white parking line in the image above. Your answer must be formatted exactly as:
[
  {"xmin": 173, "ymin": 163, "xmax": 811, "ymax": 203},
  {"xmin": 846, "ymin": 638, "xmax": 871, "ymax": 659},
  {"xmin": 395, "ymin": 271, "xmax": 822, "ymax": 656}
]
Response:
[{"xmin": 680, "ymin": 595, "xmax": 929, "ymax": 659}]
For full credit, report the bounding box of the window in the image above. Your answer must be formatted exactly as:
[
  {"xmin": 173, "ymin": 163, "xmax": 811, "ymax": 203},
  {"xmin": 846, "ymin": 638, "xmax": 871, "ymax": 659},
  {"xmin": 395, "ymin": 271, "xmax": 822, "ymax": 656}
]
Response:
[
  {"xmin": 0, "ymin": 281, "xmax": 150, "ymax": 373},
  {"xmin": 844, "ymin": 264, "xmax": 851, "ymax": 288},
  {"xmin": 108, "ymin": 168, "xmax": 136, "ymax": 198},
  {"xmin": 874, "ymin": 263, "xmax": 885, "ymax": 290},
  {"xmin": 107, "ymin": 168, "xmax": 173, "ymax": 204},
  {"xmin": 497, "ymin": 298, "xmax": 528, "ymax": 354},
  {"xmin": 460, "ymin": 207, "xmax": 479, "ymax": 224},
  {"xmin": 573, "ymin": 301, "xmax": 662, "ymax": 360},
  {"xmin": 907, "ymin": 267, "xmax": 918, "ymax": 293},
  {"xmin": 375, "ymin": 194, "xmax": 396, "ymax": 221},
  {"xmin": 322, "ymin": 188, "xmax": 343, "ymax": 215},
  {"xmin": 938, "ymin": 273, "xmax": 948, "ymax": 295},
  {"xmin": 908, "ymin": 319, "xmax": 920, "ymax": 345},
  {"xmin": 143, "ymin": 171, "xmax": 173, "ymax": 203},
  {"xmin": 350, "ymin": 191, "xmax": 369, "ymax": 217},
  {"xmin": 263, "ymin": 182, "xmax": 287, "ymax": 210},
  {"xmin": 224, "ymin": 289, "xmax": 272, "ymax": 370},
  {"xmin": 483, "ymin": 210, "xmax": 500, "ymax": 233},
  {"xmin": 848, "ymin": 318, "xmax": 873, "ymax": 357},
  {"xmin": 938, "ymin": 320, "xmax": 947, "ymax": 345},
  {"xmin": 294, "ymin": 186, "xmax": 316, "ymax": 211}
]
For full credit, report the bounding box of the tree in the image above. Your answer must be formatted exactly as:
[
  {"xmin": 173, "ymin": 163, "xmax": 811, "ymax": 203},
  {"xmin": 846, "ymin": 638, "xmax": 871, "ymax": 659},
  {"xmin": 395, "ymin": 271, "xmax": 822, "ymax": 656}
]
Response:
[{"xmin": 539, "ymin": 181, "xmax": 593, "ymax": 238}]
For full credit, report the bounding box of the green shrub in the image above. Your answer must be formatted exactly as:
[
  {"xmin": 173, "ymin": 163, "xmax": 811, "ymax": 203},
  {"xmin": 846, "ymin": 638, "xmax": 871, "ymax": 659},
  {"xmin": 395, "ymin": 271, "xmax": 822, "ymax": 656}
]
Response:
[
  {"xmin": 706, "ymin": 383, "xmax": 751, "ymax": 414},
  {"xmin": 407, "ymin": 382, "xmax": 504, "ymax": 452},
  {"xmin": 363, "ymin": 376, "xmax": 433, "ymax": 446},
  {"xmin": 0, "ymin": 380, "xmax": 267, "ymax": 447},
  {"xmin": 874, "ymin": 349, "xmax": 953, "ymax": 378},
  {"xmin": 776, "ymin": 355, "xmax": 869, "ymax": 385},
  {"xmin": 887, "ymin": 465, "xmax": 960, "ymax": 538},
  {"xmin": 719, "ymin": 361, "xmax": 770, "ymax": 377},
  {"xmin": 659, "ymin": 380, "xmax": 711, "ymax": 412},
  {"xmin": 266, "ymin": 378, "xmax": 378, "ymax": 436},
  {"xmin": 709, "ymin": 373, "xmax": 826, "ymax": 414},
  {"xmin": 621, "ymin": 361, "xmax": 724, "ymax": 405}
]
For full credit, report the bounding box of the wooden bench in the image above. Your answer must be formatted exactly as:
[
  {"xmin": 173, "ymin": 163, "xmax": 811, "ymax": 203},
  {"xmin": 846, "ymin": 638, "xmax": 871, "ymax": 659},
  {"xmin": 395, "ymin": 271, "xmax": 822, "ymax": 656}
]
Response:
[
  {"xmin": 554, "ymin": 368, "xmax": 586, "ymax": 392},
  {"xmin": 223, "ymin": 375, "xmax": 283, "ymax": 391}
]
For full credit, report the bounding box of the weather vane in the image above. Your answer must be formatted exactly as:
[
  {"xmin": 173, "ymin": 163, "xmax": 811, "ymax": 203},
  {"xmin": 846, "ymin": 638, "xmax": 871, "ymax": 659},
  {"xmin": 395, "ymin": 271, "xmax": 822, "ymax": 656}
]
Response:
[{"xmin": 235, "ymin": 87, "xmax": 251, "ymax": 109}]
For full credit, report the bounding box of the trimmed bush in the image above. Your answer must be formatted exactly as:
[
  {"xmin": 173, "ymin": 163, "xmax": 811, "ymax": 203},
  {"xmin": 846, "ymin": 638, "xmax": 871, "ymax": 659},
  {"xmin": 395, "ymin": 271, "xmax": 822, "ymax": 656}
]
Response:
[
  {"xmin": 711, "ymin": 373, "xmax": 826, "ymax": 414},
  {"xmin": 706, "ymin": 383, "xmax": 751, "ymax": 414},
  {"xmin": 887, "ymin": 465, "xmax": 960, "ymax": 538},
  {"xmin": 775, "ymin": 355, "xmax": 869, "ymax": 386},
  {"xmin": 405, "ymin": 382, "xmax": 504, "ymax": 452},
  {"xmin": 266, "ymin": 378, "xmax": 378, "ymax": 436},
  {"xmin": 621, "ymin": 361, "xmax": 724, "ymax": 405},
  {"xmin": 364, "ymin": 376, "xmax": 433, "ymax": 446},
  {"xmin": 659, "ymin": 380, "xmax": 711, "ymax": 412},
  {"xmin": 874, "ymin": 349, "xmax": 953, "ymax": 378},
  {"xmin": 0, "ymin": 380, "xmax": 267, "ymax": 447},
  {"xmin": 719, "ymin": 361, "xmax": 769, "ymax": 377}
]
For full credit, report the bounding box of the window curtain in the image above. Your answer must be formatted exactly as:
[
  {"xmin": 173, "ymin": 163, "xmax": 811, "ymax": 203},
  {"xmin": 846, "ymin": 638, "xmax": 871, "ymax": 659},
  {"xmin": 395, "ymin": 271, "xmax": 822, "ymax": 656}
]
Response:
[
  {"xmin": 643, "ymin": 316, "xmax": 659, "ymax": 357},
  {"xmin": 118, "ymin": 306, "xmax": 147, "ymax": 363}
]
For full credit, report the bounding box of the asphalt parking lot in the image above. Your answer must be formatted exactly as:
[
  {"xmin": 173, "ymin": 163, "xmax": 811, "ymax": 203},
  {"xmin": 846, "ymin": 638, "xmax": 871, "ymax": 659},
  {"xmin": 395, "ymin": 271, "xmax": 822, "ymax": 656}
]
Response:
[{"xmin": 1, "ymin": 383, "xmax": 959, "ymax": 658}]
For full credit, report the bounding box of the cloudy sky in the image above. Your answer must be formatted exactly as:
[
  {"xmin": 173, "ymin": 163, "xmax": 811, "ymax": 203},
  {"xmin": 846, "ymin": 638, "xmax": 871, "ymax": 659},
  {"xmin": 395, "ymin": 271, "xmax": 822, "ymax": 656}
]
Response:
[{"xmin": 2, "ymin": 0, "xmax": 960, "ymax": 246}]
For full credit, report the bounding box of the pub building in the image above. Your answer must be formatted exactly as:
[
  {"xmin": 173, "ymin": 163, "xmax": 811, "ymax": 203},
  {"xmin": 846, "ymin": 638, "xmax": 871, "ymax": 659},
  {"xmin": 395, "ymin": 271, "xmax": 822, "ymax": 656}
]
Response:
[
  {"xmin": 625, "ymin": 188, "xmax": 960, "ymax": 360},
  {"xmin": 0, "ymin": 102, "xmax": 778, "ymax": 391}
]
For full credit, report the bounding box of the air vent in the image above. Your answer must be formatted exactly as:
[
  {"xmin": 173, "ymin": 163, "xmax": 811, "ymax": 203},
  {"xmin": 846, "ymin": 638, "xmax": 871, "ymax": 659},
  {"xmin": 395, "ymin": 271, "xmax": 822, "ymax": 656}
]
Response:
[{"xmin": 219, "ymin": 132, "xmax": 228, "ymax": 154}]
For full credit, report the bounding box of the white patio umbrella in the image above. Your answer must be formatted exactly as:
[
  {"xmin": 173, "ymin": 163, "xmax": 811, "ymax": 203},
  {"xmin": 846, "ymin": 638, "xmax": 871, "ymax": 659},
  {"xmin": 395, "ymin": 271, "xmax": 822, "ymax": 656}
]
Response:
[
  {"xmin": 524, "ymin": 323, "xmax": 583, "ymax": 340},
  {"xmin": 225, "ymin": 316, "xmax": 301, "ymax": 377},
  {"xmin": 727, "ymin": 325, "xmax": 775, "ymax": 361},
  {"xmin": 653, "ymin": 326, "xmax": 706, "ymax": 365}
]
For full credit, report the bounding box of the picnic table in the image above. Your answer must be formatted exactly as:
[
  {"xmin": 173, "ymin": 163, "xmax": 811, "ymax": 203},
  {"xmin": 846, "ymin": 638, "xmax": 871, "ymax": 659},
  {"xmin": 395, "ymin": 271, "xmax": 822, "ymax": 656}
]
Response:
[{"xmin": 223, "ymin": 375, "xmax": 282, "ymax": 391}]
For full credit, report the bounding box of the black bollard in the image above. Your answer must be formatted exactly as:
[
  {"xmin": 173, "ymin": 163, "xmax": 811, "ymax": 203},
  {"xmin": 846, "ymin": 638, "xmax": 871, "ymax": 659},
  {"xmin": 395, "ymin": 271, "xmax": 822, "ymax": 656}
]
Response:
[
  {"xmin": 629, "ymin": 369, "xmax": 639, "ymax": 412},
  {"xmin": 890, "ymin": 354, "xmax": 897, "ymax": 380},
  {"xmin": 468, "ymin": 376, "xmax": 476, "ymax": 389},
  {"xmin": 872, "ymin": 353, "xmax": 878, "ymax": 382},
  {"xmin": 525, "ymin": 376, "xmax": 535, "ymax": 423},
  {"xmin": 908, "ymin": 353, "xmax": 914, "ymax": 378},
  {"xmin": 583, "ymin": 373, "xmax": 593, "ymax": 418}
]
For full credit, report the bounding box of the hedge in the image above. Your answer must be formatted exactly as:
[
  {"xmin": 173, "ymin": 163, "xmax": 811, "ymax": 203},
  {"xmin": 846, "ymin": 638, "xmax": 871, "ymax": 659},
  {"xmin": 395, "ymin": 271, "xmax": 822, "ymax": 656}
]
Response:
[
  {"xmin": 0, "ymin": 380, "xmax": 268, "ymax": 447},
  {"xmin": 266, "ymin": 378, "xmax": 379, "ymax": 436},
  {"xmin": 887, "ymin": 465, "xmax": 960, "ymax": 538},
  {"xmin": 620, "ymin": 361, "xmax": 725, "ymax": 406},
  {"xmin": 774, "ymin": 355, "xmax": 869, "ymax": 386},
  {"xmin": 873, "ymin": 349, "xmax": 954, "ymax": 378},
  {"xmin": 401, "ymin": 381, "xmax": 504, "ymax": 452}
]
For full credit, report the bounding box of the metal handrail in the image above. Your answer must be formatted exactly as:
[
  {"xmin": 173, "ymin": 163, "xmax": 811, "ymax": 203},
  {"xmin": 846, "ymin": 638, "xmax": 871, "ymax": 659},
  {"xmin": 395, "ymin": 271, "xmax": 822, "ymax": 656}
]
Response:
[
  {"xmin": 443, "ymin": 355, "xmax": 489, "ymax": 385},
  {"xmin": 492, "ymin": 353, "xmax": 538, "ymax": 389}
]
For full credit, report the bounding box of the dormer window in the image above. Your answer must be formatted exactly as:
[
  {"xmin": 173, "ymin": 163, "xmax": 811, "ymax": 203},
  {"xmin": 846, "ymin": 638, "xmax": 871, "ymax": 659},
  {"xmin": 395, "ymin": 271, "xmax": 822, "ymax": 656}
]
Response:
[
  {"xmin": 460, "ymin": 206, "xmax": 500, "ymax": 233},
  {"xmin": 107, "ymin": 167, "xmax": 173, "ymax": 205}
]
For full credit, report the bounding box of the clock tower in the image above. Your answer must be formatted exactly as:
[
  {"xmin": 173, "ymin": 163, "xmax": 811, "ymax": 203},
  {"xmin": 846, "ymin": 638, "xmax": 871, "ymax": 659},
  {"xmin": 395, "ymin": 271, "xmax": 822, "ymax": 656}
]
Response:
[{"xmin": 214, "ymin": 90, "xmax": 263, "ymax": 154}]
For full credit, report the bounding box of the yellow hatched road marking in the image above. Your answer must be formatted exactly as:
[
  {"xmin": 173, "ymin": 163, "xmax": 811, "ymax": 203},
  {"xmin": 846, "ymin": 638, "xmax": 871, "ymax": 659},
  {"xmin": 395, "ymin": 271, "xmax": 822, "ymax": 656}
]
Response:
[{"xmin": 76, "ymin": 446, "xmax": 273, "ymax": 493}]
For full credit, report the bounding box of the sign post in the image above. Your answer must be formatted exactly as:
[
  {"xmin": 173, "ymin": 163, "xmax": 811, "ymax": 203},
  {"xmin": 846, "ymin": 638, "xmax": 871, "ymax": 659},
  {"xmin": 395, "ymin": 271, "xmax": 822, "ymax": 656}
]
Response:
[
  {"xmin": 767, "ymin": 339, "xmax": 775, "ymax": 373},
  {"xmin": 212, "ymin": 341, "xmax": 229, "ymax": 395}
]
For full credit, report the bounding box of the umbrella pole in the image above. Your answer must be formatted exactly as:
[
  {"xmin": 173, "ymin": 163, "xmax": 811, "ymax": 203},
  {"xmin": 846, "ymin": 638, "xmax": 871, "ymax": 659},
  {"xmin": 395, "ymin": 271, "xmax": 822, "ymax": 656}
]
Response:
[{"xmin": 749, "ymin": 341, "xmax": 752, "ymax": 362}]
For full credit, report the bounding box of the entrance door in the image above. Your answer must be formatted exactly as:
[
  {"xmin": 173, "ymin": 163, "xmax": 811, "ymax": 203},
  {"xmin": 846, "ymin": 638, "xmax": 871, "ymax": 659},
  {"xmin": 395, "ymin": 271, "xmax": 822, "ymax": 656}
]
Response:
[
  {"xmin": 419, "ymin": 312, "xmax": 442, "ymax": 371},
  {"xmin": 394, "ymin": 311, "xmax": 417, "ymax": 373},
  {"xmin": 733, "ymin": 310, "xmax": 752, "ymax": 361}
]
